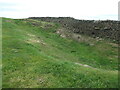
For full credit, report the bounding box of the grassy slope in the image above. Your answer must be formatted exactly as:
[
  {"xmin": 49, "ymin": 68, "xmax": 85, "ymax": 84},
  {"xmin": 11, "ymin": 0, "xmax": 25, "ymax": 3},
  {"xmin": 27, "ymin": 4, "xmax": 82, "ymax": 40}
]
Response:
[
  {"xmin": 2, "ymin": 18, "xmax": 118, "ymax": 88},
  {"xmin": 0, "ymin": 17, "xmax": 2, "ymax": 89}
]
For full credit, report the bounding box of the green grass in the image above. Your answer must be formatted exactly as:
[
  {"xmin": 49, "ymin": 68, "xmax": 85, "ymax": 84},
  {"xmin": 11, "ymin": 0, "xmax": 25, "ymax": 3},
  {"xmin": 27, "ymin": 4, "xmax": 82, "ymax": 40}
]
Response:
[
  {"xmin": 0, "ymin": 17, "xmax": 2, "ymax": 89},
  {"xmin": 2, "ymin": 18, "xmax": 118, "ymax": 88}
]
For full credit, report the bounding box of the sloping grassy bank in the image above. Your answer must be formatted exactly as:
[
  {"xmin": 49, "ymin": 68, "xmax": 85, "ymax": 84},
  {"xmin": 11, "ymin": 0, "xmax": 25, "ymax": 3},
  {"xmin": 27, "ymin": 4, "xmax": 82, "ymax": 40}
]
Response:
[{"xmin": 2, "ymin": 18, "xmax": 118, "ymax": 88}]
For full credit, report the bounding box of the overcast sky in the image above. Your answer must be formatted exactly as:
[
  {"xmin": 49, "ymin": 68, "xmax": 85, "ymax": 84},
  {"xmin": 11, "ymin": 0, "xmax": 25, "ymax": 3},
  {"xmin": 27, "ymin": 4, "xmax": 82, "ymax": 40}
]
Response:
[{"xmin": 0, "ymin": 0, "xmax": 119, "ymax": 20}]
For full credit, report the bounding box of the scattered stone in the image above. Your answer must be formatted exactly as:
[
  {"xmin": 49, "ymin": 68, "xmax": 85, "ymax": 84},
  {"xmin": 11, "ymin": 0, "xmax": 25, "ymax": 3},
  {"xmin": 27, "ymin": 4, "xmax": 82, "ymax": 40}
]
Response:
[
  {"xmin": 89, "ymin": 43, "xmax": 94, "ymax": 46},
  {"xmin": 27, "ymin": 34, "xmax": 35, "ymax": 37},
  {"xmin": 60, "ymin": 34, "xmax": 66, "ymax": 38},
  {"xmin": 56, "ymin": 31, "xmax": 60, "ymax": 34},
  {"xmin": 12, "ymin": 49, "xmax": 18, "ymax": 53}
]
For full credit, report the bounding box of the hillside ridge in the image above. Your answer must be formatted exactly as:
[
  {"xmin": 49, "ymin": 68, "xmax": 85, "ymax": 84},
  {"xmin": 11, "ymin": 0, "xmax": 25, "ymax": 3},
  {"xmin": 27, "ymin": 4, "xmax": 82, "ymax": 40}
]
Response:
[{"xmin": 29, "ymin": 17, "xmax": 119, "ymax": 43}]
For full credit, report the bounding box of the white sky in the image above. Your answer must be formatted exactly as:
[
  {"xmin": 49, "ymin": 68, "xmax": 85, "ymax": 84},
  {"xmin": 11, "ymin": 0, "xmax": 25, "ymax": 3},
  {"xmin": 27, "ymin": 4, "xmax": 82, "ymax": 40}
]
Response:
[{"xmin": 0, "ymin": 0, "xmax": 119, "ymax": 20}]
